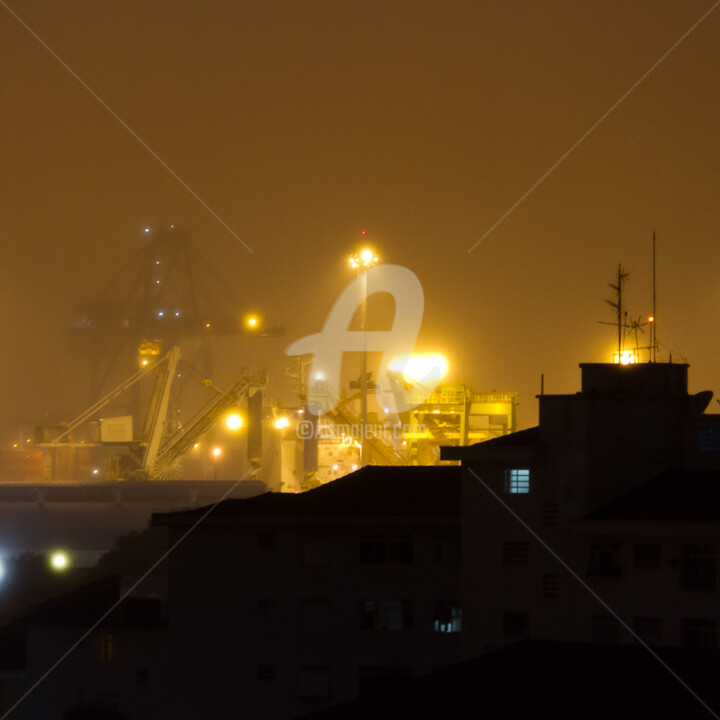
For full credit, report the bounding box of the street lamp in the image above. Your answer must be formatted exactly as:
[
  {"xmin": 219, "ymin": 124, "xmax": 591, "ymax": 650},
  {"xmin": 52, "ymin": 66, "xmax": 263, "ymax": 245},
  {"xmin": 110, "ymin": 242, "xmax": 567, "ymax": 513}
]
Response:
[
  {"xmin": 348, "ymin": 247, "xmax": 379, "ymax": 466},
  {"xmin": 212, "ymin": 446, "xmax": 222, "ymax": 480}
]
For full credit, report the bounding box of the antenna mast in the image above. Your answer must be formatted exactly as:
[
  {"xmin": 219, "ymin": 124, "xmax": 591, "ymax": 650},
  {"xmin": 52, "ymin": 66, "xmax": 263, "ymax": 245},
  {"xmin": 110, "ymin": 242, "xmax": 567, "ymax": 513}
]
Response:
[
  {"xmin": 651, "ymin": 231, "xmax": 657, "ymax": 362},
  {"xmin": 606, "ymin": 264, "xmax": 629, "ymax": 359}
]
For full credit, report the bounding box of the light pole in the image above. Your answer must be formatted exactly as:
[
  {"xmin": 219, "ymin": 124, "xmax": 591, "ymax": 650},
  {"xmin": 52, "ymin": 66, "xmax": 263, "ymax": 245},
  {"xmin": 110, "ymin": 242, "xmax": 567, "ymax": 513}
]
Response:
[
  {"xmin": 212, "ymin": 446, "xmax": 222, "ymax": 480},
  {"xmin": 349, "ymin": 248, "xmax": 379, "ymax": 466}
]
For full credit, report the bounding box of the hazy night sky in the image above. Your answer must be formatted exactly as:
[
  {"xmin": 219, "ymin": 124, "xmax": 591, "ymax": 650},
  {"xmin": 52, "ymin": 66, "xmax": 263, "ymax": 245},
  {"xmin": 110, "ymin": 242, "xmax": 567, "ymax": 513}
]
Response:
[{"xmin": 2, "ymin": 1, "xmax": 720, "ymax": 441}]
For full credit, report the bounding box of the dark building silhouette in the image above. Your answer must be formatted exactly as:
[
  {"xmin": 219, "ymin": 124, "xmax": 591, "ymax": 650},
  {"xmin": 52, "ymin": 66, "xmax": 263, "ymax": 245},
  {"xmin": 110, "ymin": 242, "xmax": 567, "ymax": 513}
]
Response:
[{"xmin": 5, "ymin": 361, "xmax": 720, "ymax": 719}]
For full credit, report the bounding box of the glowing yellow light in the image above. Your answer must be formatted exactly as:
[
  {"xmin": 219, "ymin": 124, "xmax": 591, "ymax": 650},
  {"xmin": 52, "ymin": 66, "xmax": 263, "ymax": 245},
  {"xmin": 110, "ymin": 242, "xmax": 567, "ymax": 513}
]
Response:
[
  {"xmin": 225, "ymin": 413, "xmax": 243, "ymax": 431},
  {"xmin": 193, "ymin": 443, "xmax": 200, "ymax": 450},
  {"xmin": 274, "ymin": 416, "xmax": 290, "ymax": 430},
  {"xmin": 648, "ymin": 316, "xmax": 654, "ymax": 322},
  {"xmin": 613, "ymin": 350, "xmax": 637, "ymax": 365},
  {"xmin": 212, "ymin": 447, "xmax": 222, "ymax": 458},
  {"xmin": 244, "ymin": 313, "xmax": 261, "ymax": 331},
  {"xmin": 49, "ymin": 551, "xmax": 70, "ymax": 571},
  {"xmin": 388, "ymin": 353, "xmax": 449, "ymax": 386},
  {"xmin": 349, "ymin": 247, "xmax": 379, "ymax": 269}
]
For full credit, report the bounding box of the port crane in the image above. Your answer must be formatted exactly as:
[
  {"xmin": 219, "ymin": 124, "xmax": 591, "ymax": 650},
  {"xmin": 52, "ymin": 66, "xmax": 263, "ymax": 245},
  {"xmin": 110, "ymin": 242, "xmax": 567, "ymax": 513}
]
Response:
[{"xmin": 43, "ymin": 347, "xmax": 264, "ymax": 480}]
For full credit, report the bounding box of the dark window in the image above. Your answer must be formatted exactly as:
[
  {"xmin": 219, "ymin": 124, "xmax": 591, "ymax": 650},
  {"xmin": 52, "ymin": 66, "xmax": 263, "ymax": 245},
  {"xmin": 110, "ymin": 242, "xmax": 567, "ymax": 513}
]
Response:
[
  {"xmin": 359, "ymin": 667, "xmax": 413, "ymax": 695},
  {"xmin": 634, "ymin": 617, "xmax": 662, "ymax": 645},
  {"xmin": 543, "ymin": 574, "xmax": 560, "ymax": 598},
  {"xmin": 634, "ymin": 544, "xmax": 661, "ymax": 569},
  {"xmin": 361, "ymin": 601, "xmax": 413, "ymax": 631},
  {"xmin": 257, "ymin": 665, "xmax": 276, "ymax": 682},
  {"xmin": 300, "ymin": 599, "xmax": 331, "ymax": 634},
  {"xmin": 680, "ymin": 545, "xmax": 716, "ymax": 592},
  {"xmin": 681, "ymin": 619, "xmax": 716, "ymax": 649},
  {"xmin": 433, "ymin": 603, "xmax": 462, "ymax": 633},
  {"xmin": 503, "ymin": 612, "xmax": 529, "ymax": 639},
  {"xmin": 298, "ymin": 666, "xmax": 330, "ymax": 698},
  {"xmin": 503, "ymin": 541, "xmax": 529, "ymax": 565},
  {"xmin": 360, "ymin": 535, "xmax": 412, "ymax": 564},
  {"xmin": 302, "ymin": 535, "xmax": 330, "ymax": 565},
  {"xmin": 257, "ymin": 531, "xmax": 276, "ymax": 549},
  {"xmin": 504, "ymin": 469, "xmax": 530, "ymax": 494},
  {"xmin": 94, "ymin": 633, "xmax": 114, "ymax": 662},
  {"xmin": 588, "ymin": 543, "xmax": 621, "ymax": 577},
  {"xmin": 433, "ymin": 534, "xmax": 460, "ymax": 566},
  {"xmin": 543, "ymin": 503, "xmax": 559, "ymax": 526},
  {"xmin": 592, "ymin": 614, "xmax": 622, "ymax": 644},
  {"xmin": 257, "ymin": 598, "xmax": 276, "ymax": 615},
  {"xmin": 135, "ymin": 669, "xmax": 149, "ymax": 686},
  {"xmin": 697, "ymin": 427, "xmax": 720, "ymax": 452}
]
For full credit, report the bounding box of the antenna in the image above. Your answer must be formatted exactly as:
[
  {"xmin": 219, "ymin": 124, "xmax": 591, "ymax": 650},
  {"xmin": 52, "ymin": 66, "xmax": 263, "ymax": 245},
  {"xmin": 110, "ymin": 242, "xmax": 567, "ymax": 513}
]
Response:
[
  {"xmin": 651, "ymin": 231, "xmax": 657, "ymax": 362},
  {"xmin": 605, "ymin": 264, "xmax": 629, "ymax": 359}
]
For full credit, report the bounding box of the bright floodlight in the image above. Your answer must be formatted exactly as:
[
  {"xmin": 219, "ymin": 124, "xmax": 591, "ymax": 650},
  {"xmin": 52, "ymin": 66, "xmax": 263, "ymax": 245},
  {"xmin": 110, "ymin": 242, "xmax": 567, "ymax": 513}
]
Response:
[
  {"xmin": 274, "ymin": 416, "xmax": 290, "ymax": 430},
  {"xmin": 49, "ymin": 551, "xmax": 70, "ymax": 571},
  {"xmin": 388, "ymin": 353, "xmax": 449, "ymax": 387},
  {"xmin": 225, "ymin": 413, "xmax": 243, "ymax": 431},
  {"xmin": 349, "ymin": 247, "xmax": 379, "ymax": 270},
  {"xmin": 212, "ymin": 447, "xmax": 222, "ymax": 458},
  {"xmin": 613, "ymin": 350, "xmax": 637, "ymax": 365},
  {"xmin": 244, "ymin": 314, "xmax": 261, "ymax": 331}
]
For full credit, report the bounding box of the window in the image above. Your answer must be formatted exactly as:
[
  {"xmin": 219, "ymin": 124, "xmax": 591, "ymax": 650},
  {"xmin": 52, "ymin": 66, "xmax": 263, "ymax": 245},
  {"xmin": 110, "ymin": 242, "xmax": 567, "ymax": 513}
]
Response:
[
  {"xmin": 359, "ymin": 535, "xmax": 413, "ymax": 564},
  {"xmin": 135, "ymin": 669, "xmax": 149, "ymax": 686},
  {"xmin": 302, "ymin": 535, "xmax": 330, "ymax": 566},
  {"xmin": 257, "ymin": 531, "xmax": 276, "ymax": 549},
  {"xmin": 503, "ymin": 612, "xmax": 529, "ymax": 639},
  {"xmin": 361, "ymin": 601, "xmax": 413, "ymax": 631},
  {"xmin": 300, "ymin": 600, "xmax": 331, "ymax": 634},
  {"xmin": 505, "ymin": 469, "xmax": 530, "ymax": 494},
  {"xmin": 543, "ymin": 574, "xmax": 560, "ymax": 598},
  {"xmin": 634, "ymin": 617, "xmax": 662, "ymax": 645},
  {"xmin": 433, "ymin": 603, "xmax": 462, "ymax": 633},
  {"xmin": 257, "ymin": 665, "xmax": 276, "ymax": 682},
  {"xmin": 298, "ymin": 666, "xmax": 330, "ymax": 699},
  {"xmin": 697, "ymin": 427, "xmax": 720, "ymax": 452},
  {"xmin": 503, "ymin": 541, "xmax": 529, "ymax": 565},
  {"xmin": 681, "ymin": 619, "xmax": 716, "ymax": 649},
  {"xmin": 634, "ymin": 544, "xmax": 661, "ymax": 569},
  {"xmin": 588, "ymin": 543, "xmax": 621, "ymax": 577},
  {"xmin": 257, "ymin": 598, "xmax": 276, "ymax": 615},
  {"xmin": 543, "ymin": 503, "xmax": 559, "ymax": 526},
  {"xmin": 94, "ymin": 633, "xmax": 114, "ymax": 662},
  {"xmin": 359, "ymin": 666, "xmax": 413, "ymax": 695},
  {"xmin": 433, "ymin": 534, "xmax": 460, "ymax": 566},
  {"xmin": 592, "ymin": 614, "xmax": 621, "ymax": 644},
  {"xmin": 680, "ymin": 545, "xmax": 716, "ymax": 592}
]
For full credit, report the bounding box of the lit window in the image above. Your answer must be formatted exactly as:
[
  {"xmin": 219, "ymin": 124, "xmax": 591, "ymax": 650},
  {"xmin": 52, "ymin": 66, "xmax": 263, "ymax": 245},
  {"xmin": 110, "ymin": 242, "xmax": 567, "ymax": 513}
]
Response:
[
  {"xmin": 433, "ymin": 603, "xmax": 462, "ymax": 633},
  {"xmin": 504, "ymin": 469, "xmax": 530, "ymax": 494}
]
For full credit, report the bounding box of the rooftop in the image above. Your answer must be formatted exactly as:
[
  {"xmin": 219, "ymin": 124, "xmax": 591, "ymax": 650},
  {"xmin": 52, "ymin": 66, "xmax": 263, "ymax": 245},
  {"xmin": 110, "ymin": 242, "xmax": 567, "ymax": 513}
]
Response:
[{"xmin": 153, "ymin": 465, "xmax": 462, "ymax": 526}]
